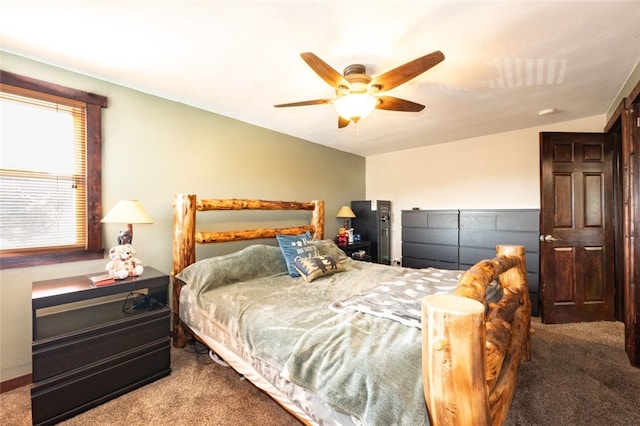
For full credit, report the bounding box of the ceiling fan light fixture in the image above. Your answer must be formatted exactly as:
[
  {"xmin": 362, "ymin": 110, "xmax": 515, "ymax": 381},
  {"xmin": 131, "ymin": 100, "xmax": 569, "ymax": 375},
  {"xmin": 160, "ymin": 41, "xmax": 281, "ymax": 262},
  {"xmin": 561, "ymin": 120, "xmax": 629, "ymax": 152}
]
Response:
[
  {"xmin": 334, "ymin": 93, "xmax": 378, "ymax": 123},
  {"xmin": 277, "ymin": 51, "xmax": 445, "ymax": 128}
]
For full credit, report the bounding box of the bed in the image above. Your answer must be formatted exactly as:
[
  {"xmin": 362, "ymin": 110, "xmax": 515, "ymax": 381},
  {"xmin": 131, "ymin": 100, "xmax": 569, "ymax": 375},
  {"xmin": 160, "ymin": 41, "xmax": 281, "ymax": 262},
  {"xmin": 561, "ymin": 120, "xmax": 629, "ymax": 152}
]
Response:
[{"xmin": 171, "ymin": 194, "xmax": 531, "ymax": 426}]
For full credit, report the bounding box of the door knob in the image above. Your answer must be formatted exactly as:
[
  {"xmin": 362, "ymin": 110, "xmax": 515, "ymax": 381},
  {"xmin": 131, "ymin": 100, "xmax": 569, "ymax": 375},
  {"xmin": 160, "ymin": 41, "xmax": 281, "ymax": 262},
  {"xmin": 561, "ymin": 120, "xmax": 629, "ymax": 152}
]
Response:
[{"xmin": 540, "ymin": 234, "xmax": 561, "ymax": 242}]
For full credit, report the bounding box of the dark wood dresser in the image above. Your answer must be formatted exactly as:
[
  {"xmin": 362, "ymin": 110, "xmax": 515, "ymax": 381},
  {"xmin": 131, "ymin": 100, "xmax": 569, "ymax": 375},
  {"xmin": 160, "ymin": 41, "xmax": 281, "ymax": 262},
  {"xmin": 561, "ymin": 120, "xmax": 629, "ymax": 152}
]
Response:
[
  {"xmin": 401, "ymin": 209, "xmax": 541, "ymax": 315},
  {"xmin": 31, "ymin": 267, "xmax": 171, "ymax": 426}
]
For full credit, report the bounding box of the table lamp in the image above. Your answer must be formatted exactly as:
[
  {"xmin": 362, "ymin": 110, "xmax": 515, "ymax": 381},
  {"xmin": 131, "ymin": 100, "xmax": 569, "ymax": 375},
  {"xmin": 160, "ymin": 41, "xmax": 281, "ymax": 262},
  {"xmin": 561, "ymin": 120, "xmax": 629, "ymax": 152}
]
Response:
[
  {"xmin": 101, "ymin": 200, "xmax": 153, "ymax": 245},
  {"xmin": 336, "ymin": 205, "xmax": 356, "ymax": 230}
]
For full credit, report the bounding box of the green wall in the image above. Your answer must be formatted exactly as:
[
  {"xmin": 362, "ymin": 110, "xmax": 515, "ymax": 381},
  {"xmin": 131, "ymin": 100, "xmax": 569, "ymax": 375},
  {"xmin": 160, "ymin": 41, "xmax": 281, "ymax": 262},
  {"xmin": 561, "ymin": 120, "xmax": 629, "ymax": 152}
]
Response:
[{"xmin": 0, "ymin": 51, "xmax": 365, "ymax": 382}]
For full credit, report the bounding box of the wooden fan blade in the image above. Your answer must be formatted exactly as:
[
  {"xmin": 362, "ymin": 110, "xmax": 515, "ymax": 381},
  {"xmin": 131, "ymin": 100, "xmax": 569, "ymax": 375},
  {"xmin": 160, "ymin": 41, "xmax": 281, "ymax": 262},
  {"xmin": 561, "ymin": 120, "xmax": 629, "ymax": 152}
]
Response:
[
  {"xmin": 274, "ymin": 98, "xmax": 333, "ymax": 108},
  {"xmin": 370, "ymin": 51, "xmax": 445, "ymax": 92},
  {"xmin": 375, "ymin": 96, "xmax": 425, "ymax": 112},
  {"xmin": 301, "ymin": 52, "xmax": 350, "ymax": 88},
  {"xmin": 338, "ymin": 116, "xmax": 351, "ymax": 128}
]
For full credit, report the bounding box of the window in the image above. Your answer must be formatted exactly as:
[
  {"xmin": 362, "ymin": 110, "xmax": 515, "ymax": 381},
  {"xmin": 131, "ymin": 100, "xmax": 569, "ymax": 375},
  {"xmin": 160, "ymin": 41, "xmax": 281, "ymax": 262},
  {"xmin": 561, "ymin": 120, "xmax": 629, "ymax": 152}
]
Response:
[{"xmin": 0, "ymin": 71, "xmax": 108, "ymax": 269}]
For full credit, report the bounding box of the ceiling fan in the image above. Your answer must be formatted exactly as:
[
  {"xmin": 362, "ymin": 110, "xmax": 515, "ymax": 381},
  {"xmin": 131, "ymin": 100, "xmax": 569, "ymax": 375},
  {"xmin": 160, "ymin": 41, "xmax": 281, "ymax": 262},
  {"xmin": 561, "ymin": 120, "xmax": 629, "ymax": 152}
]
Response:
[{"xmin": 274, "ymin": 51, "xmax": 445, "ymax": 128}]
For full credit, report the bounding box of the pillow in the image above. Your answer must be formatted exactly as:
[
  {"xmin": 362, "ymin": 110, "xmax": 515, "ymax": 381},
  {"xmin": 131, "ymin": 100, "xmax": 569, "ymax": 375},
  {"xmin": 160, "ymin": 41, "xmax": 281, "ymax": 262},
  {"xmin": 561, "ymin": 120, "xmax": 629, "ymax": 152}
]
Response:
[
  {"xmin": 176, "ymin": 245, "xmax": 288, "ymax": 292},
  {"xmin": 276, "ymin": 232, "xmax": 319, "ymax": 277},
  {"xmin": 308, "ymin": 239, "xmax": 350, "ymax": 263},
  {"xmin": 293, "ymin": 255, "xmax": 345, "ymax": 282}
]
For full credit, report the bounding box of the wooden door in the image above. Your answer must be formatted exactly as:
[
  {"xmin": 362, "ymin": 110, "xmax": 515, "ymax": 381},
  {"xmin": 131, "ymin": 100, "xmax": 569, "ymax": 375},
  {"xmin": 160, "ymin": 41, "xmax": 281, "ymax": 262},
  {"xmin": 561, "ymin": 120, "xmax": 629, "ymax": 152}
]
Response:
[
  {"xmin": 540, "ymin": 132, "xmax": 615, "ymax": 324},
  {"xmin": 622, "ymin": 102, "xmax": 640, "ymax": 366}
]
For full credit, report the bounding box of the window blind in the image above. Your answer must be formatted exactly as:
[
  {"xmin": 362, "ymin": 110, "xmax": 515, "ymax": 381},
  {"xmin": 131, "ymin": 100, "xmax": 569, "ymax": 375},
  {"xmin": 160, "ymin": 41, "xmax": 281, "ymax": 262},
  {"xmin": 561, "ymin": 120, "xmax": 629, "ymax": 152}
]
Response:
[{"xmin": 0, "ymin": 89, "xmax": 87, "ymax": 251}]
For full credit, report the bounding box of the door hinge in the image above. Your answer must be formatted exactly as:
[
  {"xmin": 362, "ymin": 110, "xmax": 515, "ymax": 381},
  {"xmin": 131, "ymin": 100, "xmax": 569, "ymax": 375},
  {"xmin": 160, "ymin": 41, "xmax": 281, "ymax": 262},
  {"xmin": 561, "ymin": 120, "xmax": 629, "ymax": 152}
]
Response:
[{"xmin": 637, "ymin": 116, "xmax": 640, "ymax": 128}]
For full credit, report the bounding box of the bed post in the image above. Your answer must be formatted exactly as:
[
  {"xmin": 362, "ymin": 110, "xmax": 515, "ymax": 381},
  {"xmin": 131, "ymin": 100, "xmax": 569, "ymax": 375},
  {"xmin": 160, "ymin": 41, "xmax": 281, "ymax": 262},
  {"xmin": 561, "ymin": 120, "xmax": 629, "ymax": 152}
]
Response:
[
  {"xmin": 311, "ymin": 200, "xmax": 324, "ymax": 240},
  {"xmin": 495, "ymin": 244, "xmax": 531, "ymax": 362},
  {"xmin": 172, "ymin": 193, "xmax": 197, "ymax": 348},
  {"xmin": 489, "ymin": 245, "xmax": 531, "ymax": 425},
  {"xmin": 422, "ymin": 294, "xmax": 491, "ymax": 426}
]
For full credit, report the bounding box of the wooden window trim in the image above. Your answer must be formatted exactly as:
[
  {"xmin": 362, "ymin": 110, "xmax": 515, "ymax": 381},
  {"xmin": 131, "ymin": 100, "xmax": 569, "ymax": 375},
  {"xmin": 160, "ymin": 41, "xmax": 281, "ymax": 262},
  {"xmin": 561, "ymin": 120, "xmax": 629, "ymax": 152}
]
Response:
[{"xmin": 0, "ymin": 70, "xmax": 108, "ymax": 269}]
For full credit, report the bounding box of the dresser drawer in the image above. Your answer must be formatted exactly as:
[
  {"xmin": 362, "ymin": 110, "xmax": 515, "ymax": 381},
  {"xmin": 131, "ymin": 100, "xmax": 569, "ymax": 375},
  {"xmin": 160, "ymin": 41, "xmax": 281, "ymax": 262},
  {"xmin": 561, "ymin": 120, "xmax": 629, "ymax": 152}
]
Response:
[
  {"xmin": 31, "ymin": 268, "xmax": 171, "ymax": 426},
  {"xmin": 33, "ymin": 307, "xmax": 169, "ymax": 382},
  {"xmin": 31, "ymin": 339, "xmax": 171, "ymax": 426}
]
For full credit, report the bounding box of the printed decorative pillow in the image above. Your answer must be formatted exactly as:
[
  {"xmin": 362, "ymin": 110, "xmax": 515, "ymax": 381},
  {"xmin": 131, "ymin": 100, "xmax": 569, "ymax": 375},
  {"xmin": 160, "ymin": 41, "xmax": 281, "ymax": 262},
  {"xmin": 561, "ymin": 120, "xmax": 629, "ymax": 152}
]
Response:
[
  {"xmin": 276, "ymin": 232, "xmax": 319, "ymax": 277},
  {"xmin": 293, "ymin": 255, "xmax": 345, "ymax": 282},
  {"xmin": 308, "ymin": 239, "xmax": 350, "ymax": 263}
]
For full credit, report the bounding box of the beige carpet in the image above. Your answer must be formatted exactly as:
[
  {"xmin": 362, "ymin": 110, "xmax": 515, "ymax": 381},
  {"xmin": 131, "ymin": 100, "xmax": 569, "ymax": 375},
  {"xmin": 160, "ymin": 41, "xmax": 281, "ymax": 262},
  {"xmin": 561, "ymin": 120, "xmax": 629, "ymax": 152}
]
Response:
[
  {"xmin": 2, "ymin": 318, "xmax": 639, "ymax": 425},
  {"xmin": 506, "ymin": 318, "xmax": 640, "ymax": 426},
  {"xmin": 1, "ymin": 344, "xmax": 302, "ymax": 426}
]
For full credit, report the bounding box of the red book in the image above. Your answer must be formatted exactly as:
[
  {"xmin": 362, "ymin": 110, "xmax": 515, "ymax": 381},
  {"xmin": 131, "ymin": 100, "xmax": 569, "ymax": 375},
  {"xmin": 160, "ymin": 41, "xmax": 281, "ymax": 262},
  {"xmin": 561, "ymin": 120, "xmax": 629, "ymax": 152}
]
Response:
[
  {"xmin": 92, "ymin": 278, "xmax": 116, "ymax": 286},
  {"xmin": 89, "ymin": 274, "xmax": 116, "ymax": 286}
]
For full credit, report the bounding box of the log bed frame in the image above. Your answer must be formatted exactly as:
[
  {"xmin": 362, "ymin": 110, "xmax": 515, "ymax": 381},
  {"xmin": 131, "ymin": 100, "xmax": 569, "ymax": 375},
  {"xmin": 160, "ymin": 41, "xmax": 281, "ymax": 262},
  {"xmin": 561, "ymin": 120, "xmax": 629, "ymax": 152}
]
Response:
[{"xmin": 171, "ymin": 194, "xmax": 531, "ymax": 426}]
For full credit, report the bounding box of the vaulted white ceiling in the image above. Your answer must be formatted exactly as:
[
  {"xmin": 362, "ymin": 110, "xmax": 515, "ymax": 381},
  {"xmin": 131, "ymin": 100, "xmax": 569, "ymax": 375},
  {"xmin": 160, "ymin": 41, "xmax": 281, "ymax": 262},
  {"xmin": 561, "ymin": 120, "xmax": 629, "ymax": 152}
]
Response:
[{"xmin": 2, "ymin": 1, "xmax": 639, "ymax": 156}]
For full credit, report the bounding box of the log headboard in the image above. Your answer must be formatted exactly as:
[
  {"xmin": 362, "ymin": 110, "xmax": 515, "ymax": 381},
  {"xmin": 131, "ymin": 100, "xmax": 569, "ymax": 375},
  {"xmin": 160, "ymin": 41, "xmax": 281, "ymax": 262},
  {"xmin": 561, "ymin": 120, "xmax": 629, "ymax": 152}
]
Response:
[{"xmin": 171, "ymin": 194, "xmax": 324, "ymax": 346}]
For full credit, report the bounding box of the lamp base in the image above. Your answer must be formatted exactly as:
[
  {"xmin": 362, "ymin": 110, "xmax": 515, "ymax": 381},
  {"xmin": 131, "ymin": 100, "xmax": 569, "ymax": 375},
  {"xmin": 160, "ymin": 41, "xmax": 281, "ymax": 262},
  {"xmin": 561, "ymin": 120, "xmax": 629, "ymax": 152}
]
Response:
[
  {"xmin": 117, "ymin": 229, "xmax": 132, "ymax": 245},
  {"xmin": 116, "ymin": 223, "xmax": 134, "ymax": 245}
]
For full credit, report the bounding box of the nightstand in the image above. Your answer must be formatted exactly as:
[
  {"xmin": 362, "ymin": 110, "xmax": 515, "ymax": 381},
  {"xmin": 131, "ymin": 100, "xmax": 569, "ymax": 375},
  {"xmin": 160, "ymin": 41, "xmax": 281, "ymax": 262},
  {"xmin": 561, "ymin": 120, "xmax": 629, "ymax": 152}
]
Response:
[
  {"xmin": 338, "ymin": 241, "xmax": 372, "ymax": 261},
  {"xmin": 31, "ymin": 267, "xmax": 171, "ymax": 426}
]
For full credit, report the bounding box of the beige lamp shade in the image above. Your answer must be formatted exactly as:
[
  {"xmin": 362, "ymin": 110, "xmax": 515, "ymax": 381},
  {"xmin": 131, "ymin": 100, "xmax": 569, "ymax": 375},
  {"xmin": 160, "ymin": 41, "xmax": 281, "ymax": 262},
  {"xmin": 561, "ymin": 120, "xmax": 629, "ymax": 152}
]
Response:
[
  {"xmin": 101, "ymin": 200, "xmax": 153, "ymax": 245},
  {"xmin": 102, "ymin": 200, "xmax": 153, "ymax": 224},
  {"xmin": 336, "ymin": 205, "xmax": 356, "ymax": 229},
  {"xmin": 336, "ymin": 206, "xmax": 356, "ymax": 219}
]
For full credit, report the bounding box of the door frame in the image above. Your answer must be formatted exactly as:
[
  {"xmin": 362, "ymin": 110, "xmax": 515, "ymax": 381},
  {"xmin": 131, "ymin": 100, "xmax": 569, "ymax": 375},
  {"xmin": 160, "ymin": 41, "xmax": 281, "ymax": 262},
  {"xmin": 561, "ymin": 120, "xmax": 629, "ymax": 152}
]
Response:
[{"xmin": 604, "ymin": 79, "xmax": 640, "ymax": 368}]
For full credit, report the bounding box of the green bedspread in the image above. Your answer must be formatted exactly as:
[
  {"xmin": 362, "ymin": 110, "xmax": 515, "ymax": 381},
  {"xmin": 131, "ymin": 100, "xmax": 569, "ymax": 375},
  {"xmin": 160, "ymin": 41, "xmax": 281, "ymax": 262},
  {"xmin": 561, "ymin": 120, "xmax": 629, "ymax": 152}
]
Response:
[
  {"xmin": 177, "ymin": 241, "xmax": 448, "ymax": 425},
  {"xmin": 281, "ymin": 310, "xmax": 427, "ymax": 425}
]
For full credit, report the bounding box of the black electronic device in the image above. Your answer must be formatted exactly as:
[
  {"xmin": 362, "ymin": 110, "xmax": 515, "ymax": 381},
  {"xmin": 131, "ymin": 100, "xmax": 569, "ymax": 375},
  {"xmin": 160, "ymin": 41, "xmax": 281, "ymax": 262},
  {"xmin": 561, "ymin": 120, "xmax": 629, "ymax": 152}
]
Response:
[{"xmin": 350, "ymin": 200, "xmax": 391, "ymax": 264}]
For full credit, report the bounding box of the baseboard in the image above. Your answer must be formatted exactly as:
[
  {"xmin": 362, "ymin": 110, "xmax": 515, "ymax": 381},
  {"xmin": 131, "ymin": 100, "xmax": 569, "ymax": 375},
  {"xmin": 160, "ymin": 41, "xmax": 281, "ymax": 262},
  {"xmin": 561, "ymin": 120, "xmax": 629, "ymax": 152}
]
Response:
[{"xmin": 0, "ymin": 373, "xmax": 31, "ymax": 393}]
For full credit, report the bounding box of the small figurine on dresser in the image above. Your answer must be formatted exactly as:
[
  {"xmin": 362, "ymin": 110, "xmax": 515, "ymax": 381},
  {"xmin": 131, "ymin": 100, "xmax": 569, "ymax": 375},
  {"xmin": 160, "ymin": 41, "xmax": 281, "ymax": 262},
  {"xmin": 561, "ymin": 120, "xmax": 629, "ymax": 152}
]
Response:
[
  {"xmin": 105, "ymin": 244, "xmax": 144, "ymax": 279},
  {"xmin": 336, "ymin": 228, "xmax": 348, "ymax": 246}
]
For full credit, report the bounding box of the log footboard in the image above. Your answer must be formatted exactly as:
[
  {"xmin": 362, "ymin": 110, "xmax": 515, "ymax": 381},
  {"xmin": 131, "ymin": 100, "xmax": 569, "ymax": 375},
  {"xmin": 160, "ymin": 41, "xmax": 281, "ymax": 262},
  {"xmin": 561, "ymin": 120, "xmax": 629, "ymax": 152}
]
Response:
[{"xmin": 422, "ymin": 245, "xmax": 530, "ymax": 426}]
